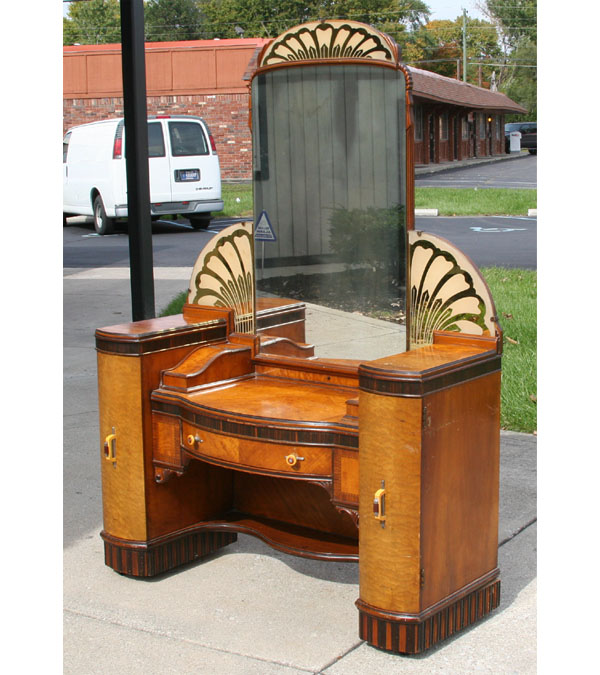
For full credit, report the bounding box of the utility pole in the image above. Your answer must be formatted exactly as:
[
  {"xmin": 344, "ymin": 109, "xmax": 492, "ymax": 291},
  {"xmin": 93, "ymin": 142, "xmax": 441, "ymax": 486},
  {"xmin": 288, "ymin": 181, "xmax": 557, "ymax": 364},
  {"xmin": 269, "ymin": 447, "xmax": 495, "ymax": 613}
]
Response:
[{"xmin": 462, "ymin": 9, "xmax": 468, "ymax": 83}]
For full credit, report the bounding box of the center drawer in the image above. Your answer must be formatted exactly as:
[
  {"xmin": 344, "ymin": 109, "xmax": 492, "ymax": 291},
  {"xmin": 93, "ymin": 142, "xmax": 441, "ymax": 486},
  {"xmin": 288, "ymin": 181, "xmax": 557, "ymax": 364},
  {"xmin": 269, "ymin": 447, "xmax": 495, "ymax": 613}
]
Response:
[{"xmin": 181, "ymin": 421, "xmax": 333, "ymax": 479}]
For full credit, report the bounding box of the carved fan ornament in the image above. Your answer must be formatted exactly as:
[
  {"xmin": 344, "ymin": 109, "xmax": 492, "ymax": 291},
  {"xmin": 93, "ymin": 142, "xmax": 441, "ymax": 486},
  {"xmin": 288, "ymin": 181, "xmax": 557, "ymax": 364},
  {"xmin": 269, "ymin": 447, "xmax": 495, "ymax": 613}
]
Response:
[
  {"xmin": 259, "ymin": 20, "xmax": 398, "ymax": 68},
  {"xmin": 408, "ymin": 231, "xmax": 499, "ymax": 348},
  {"xmin": 187, "ymin": 222, "xmax": 256, "ymax": 333}
]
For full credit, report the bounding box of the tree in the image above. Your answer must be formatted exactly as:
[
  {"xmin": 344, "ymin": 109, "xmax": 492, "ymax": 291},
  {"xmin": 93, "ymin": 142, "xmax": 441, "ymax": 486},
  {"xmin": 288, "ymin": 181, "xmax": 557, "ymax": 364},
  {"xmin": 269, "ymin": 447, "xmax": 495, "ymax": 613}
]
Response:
[
  {"xmin": 483, "ymin": 0, "xmax": 537, "ymax": 49},
  {"xmin": 480, "ymin": 1, "xmax": 537, "ymax": 119},
  {"xmin": 145, "ymin": 0, "xmax": 206, "ymax": 42},
  {"xmin": 401, "ymin": 17, "xmax": 503, "ymax": 85},
  {"xmin": 198, "ymin": 0, "xmax": 430, "ymax": 40},
  {"xmin": 63, "ymin": 0, "xmax": 121, "ymax": 45},
  {"xmin": 498, "ymin": 39, "xmax": 537, "ymax": 121}
]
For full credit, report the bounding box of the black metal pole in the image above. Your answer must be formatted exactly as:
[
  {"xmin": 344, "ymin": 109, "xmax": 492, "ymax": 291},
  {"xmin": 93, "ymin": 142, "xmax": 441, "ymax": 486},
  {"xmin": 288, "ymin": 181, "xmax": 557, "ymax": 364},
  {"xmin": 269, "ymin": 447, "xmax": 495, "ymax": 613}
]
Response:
[{"xmin": 120, "ymin": 0, "xmax": 155, "ymax": 321}]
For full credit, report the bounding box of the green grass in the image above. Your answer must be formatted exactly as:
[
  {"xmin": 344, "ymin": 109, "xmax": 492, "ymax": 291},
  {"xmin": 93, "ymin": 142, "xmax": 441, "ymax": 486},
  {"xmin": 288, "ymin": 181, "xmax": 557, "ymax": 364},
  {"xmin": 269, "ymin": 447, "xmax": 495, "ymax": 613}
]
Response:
[
  {"xmin": 415, "ymin": 187, "xmax": 536, "ymax": 216},
  {"xmin": 160, "ymin": 291, "xmax": 188, "ymax": 317},
  {"xmin": 160, "ymin": 266, "xmax": 536, "ymax": 434},
  {"xmin": 481, "ymin": 267, "xmax": 537, "ymax": 433},
  {"xmin": 219, "ymin": 184, "xmax": 536, "ymax": 217},
  {"xmin": 221, "ymin": 182, "xmax": 254, "ymax": 218}
]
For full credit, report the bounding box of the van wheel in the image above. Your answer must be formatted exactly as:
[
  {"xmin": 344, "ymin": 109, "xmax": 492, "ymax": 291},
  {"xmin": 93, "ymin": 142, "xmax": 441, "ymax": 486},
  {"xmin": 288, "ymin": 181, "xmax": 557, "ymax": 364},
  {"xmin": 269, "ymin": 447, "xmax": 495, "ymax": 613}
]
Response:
[
  {"xmin": 189, "ymin": 215, "xmax": 211, "ymax": 230},
  {"xmin": 93, "ymin": 195, "xmax": 115, "ymax": 235}
]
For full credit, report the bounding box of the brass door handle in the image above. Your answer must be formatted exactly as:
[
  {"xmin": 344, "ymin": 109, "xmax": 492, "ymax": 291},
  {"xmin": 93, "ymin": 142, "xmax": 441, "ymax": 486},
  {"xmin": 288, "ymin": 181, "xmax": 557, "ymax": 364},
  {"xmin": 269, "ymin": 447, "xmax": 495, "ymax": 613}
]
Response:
[
  {"xmin": 104, "ymin": 429, "xmax": 117, "ymax": 464},
  {"xmin": 373, "ymin": 483, "xmax": 386, "ymax": 527}
]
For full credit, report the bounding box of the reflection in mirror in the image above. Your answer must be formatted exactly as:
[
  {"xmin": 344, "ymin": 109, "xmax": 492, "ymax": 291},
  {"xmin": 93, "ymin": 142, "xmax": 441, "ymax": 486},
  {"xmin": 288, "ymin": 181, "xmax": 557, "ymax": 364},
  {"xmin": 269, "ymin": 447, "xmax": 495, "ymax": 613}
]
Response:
[{"xmin": 252, "ymin": 64, "xmax": 407, "ymax": 359}]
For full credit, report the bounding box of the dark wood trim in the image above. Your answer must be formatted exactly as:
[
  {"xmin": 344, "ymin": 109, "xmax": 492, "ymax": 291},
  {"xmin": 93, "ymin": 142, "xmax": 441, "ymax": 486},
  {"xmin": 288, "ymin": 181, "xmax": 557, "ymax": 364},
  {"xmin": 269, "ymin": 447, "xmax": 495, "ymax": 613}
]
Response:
[
  {"xmin": 101, "ymin": 528, "xmax": 237, "ymax": 577},
  {"xmin": 359, "ymin": 354, "xmax": 501, "ymax": 398},
  {"xmin": 95, "ymin": 321, "xmax": 228, "ymax": 356},
  {"xmin": 151, "ymin": 398, "xmax": 359, "ymax": 450},
  {"xmin": 96, "ymin": 299, "xmax": 309, "ymax": 356},
  {"xmin": 101, "ymin": 511, "xmax": 359, "ymax": 571},
  {"xmin": 356, "ymin": 571, "xmax": 500, "ymax": 654},
  {"xmin": 256, "ymin": 307, "xmax": 305, "ymax": 331}
]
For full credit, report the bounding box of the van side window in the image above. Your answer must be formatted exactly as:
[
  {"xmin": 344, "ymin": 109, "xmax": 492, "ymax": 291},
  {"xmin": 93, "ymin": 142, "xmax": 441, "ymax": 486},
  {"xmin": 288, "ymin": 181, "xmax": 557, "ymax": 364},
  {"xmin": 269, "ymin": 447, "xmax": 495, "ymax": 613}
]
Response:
[
  {"xmin": 148, "ymin": 122, "xmax": 166, "ymax": 157},
  {"xmin": 168, "ymin": 121, "xmax": 209, "ymax": 156},
  {"xmin": 63, "ymin": 132, "xmax": 71, "ymax": 163}
]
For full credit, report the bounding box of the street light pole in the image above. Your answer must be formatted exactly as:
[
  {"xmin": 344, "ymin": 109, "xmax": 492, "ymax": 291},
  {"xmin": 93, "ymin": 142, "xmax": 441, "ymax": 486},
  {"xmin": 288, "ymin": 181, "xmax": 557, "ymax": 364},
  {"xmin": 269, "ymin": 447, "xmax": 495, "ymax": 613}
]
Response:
[{"xmin": 120, "ymin": 0, "xmax": 155, "ymax": 321}]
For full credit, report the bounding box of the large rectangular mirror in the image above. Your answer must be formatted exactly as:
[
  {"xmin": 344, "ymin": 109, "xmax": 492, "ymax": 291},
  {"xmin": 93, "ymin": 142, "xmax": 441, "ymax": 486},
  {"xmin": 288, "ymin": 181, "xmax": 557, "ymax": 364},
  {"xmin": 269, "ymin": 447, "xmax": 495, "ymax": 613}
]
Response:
[{"xmin": 252, "ymin": 62, "xmax": 407, "ymax": 358}]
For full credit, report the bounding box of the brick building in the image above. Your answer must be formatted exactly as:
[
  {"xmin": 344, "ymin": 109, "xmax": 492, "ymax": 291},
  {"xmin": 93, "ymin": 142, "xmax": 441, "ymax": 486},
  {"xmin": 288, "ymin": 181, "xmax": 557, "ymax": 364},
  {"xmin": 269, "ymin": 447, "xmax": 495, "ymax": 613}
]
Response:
[
  {"xmin": 408, "ymin": 66, "xmax": 526, "ymax": 164},
  {"xmin": 63, "ymin": 38, "xmax": 269, "ymax": 182},
  {"xmin": 63, "ymin": 38, "xmax": 525, "ymax": 181}
]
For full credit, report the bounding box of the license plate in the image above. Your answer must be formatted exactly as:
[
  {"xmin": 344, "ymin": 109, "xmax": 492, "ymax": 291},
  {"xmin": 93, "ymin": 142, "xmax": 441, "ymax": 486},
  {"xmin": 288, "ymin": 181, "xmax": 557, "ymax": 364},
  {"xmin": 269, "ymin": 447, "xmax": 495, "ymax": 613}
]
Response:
[{"xmin": 175, "ymin": 169, "xmax": 200, "ymax": 182}]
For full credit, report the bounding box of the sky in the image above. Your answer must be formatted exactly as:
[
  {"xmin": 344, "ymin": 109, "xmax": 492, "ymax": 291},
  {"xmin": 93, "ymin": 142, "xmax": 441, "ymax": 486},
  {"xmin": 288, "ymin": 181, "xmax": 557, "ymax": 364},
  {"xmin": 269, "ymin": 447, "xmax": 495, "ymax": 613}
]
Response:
[
  {"xmin": 424, "ymin": 0, "xmax": 485, "ymax": 21},
  {"xmin": 426, "ymin": 1, "xmax": 485, "ymax": 22},
  {"xmin": 63, "ymin": 2, "xmax": 486, "ymax": 23}
]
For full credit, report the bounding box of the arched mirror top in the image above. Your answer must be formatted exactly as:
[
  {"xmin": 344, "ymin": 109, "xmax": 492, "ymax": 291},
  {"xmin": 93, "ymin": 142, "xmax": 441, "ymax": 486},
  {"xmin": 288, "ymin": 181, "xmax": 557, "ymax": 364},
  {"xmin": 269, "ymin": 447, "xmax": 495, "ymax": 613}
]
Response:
[{"xmin": 254, "ymin": 20, "xmax": 401, "ymax": 72}]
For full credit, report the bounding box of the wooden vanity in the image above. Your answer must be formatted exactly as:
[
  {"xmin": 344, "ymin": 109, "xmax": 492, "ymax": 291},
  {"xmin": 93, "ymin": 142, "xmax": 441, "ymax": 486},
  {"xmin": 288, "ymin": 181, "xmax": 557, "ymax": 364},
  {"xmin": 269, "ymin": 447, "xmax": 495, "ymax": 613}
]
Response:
[
  {"xmin": 97, "ymin": 301, "xmax": 501, "ymax": 654},
  {"xmin": 96, "ymin": 19, "xmax": 503, "ymax": 655}
]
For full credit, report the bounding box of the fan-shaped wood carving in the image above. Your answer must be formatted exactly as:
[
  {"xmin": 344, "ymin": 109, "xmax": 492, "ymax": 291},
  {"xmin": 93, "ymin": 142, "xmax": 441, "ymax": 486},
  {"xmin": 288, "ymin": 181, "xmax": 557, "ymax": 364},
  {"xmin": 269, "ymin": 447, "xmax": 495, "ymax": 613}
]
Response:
[
  {"xmin": 187, "ymin": 222, "xmax": 255, "ymax": 333},
  {"xmin": 259, "ymin": 20, "xmax": 398, "ymax": 68},
  {"xmin": 408, "ymin": 230, "xmax": 500, "ymax": 348}
]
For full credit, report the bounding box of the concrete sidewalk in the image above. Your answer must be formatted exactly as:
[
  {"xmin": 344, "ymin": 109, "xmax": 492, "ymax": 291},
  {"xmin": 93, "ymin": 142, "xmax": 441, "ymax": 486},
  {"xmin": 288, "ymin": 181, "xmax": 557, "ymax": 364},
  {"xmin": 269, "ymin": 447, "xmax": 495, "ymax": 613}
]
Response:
[
  {"xmin": 415, "ymin": 151, "xmax": 530, "ymax": 176},
  {"xmin": 63, "ymin": 271, "xmax": 536, "ymax": 674}
]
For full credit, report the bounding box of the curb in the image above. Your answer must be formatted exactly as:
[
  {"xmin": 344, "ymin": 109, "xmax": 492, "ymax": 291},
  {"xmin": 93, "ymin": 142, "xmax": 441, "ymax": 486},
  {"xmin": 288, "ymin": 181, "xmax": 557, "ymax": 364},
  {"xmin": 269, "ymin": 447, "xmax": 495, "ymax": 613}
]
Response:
[{"xmin": 415, "ymin": 152, "xmax": 530, "ymax": 176}]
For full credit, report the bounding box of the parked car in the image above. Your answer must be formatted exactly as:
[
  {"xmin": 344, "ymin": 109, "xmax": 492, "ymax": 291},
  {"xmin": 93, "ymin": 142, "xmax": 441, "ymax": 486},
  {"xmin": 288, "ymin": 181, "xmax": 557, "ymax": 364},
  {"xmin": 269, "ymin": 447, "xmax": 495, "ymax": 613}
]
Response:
[
  {"xmin": 504, "ymin": 122, "xmax": 537, "ymax": 155},
  {"xmin": 63, "ymin": 115, "xmax": 224, "ymax": 234}
]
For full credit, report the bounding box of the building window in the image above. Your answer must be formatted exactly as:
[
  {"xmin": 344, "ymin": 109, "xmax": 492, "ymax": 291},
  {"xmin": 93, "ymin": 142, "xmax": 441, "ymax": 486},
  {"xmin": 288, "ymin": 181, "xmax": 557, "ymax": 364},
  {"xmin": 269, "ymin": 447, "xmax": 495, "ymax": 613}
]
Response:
[
  {"xmin": 479, "ymin": 113, "xmax": 486, "ymax": 138},
  {"xmin": 440, "ymin": 112, "xmax": 449, "ymax": 141},
  {"xmin": 414, "ymin": 105, "xmax": 423, "ymax": 141},
  {"xmin": 462, "ymin": 117, "xmax": 469, "ymax": 140},
  {"xmin": 495, "ymin": 116, "xmax": 502, "ymax": 139}
]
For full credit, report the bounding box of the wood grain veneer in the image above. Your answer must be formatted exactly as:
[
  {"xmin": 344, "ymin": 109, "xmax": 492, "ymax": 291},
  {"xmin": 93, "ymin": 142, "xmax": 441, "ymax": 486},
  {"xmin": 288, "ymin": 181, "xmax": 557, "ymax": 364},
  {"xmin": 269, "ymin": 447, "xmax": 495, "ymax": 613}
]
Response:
[
  {"xmin": 359, "ymin": 392, "xmax": 423, "ymax": 613},
  {"xmin": 98, "ymin": 352, "xmax": 147, "ymax": 541},
  {"xmin": 420, "ymin": 372, "xmax": 500, "ymax": 609},
  {"xmin": 179, "ymin": 420, "xmax": 334, "ymax": 478},
  {"xmin": 356, "ymin": 341, "xmax": 501, "ymax": 653}
]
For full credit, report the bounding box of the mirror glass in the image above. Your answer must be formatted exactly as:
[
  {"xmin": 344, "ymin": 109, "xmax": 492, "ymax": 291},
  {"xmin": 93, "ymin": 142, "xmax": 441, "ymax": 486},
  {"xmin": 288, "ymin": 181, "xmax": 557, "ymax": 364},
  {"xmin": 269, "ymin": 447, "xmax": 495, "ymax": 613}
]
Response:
[{"xmin": 252, "ymin": 64, "xmax": 407, "ymax": 358}]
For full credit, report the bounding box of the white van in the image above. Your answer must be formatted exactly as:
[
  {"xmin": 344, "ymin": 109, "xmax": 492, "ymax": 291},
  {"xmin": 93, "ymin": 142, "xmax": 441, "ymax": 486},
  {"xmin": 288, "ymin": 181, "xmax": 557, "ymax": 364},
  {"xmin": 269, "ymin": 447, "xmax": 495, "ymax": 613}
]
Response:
[{"xmin": 63, "ymin": 115, "xmax": 224, "ymax": 234}]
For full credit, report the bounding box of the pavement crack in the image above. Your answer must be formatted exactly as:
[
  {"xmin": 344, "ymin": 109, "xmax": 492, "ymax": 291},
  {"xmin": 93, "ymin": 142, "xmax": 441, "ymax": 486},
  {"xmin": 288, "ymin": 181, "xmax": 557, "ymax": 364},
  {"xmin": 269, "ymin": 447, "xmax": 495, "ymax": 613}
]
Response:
[
  {"xmin": 499, "ymin": 517, "xmax": 537, "ymax": 547},
  {"xmin": 316, "ymin": 641, "xmax": 363, "ymax": 673},
  {"xmin": 64, "ymin": 608, "xmax": 317, "ymax": 672}
]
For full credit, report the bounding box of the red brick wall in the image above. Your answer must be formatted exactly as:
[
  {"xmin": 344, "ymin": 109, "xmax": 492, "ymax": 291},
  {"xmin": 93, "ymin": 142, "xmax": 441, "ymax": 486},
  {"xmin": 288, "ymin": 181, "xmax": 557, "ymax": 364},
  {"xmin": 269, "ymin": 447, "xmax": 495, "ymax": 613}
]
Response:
[{"xmin": 63, "ymin": 92, "xmax": 253, "ymax": 182}]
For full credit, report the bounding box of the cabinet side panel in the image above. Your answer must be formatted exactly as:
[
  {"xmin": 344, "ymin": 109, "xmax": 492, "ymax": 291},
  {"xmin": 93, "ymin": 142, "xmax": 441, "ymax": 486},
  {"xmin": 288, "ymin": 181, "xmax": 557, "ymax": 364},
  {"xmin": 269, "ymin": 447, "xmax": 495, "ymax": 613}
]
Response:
[
  {"xmin": 359, "ymin": 392, "xmax": 422, "ymax": 613},
  {"xmin": 421, "ymin": 372, "xmax": 501, "ymax": 608},
  {"xmin": 98, "ymin": 352, "xmax": 147, "ymax": 540}
]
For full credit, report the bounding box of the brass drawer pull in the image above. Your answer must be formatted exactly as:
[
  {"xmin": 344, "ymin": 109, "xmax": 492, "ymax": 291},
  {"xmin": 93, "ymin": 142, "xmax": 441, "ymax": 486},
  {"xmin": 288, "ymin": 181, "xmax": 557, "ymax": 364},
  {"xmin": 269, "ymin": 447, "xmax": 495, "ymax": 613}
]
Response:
[
  {"xmin": 285, "ymin": 453, "xmax": 305, "ymax": 467},
  {"xmin": 186, "ymin": 433, "xmax": 203, "ymax": 446}
]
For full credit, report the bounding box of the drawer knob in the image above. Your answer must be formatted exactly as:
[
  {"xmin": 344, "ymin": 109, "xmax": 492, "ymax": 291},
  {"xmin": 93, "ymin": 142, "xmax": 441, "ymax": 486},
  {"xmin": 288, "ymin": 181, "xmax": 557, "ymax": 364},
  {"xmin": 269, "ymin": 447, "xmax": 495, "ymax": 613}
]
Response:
[
  {"xmin": 186, "ymin": 434, "xmax": 203, "ymax": 446},
  {"xmin": 285, "ymin": 453, "xmax": 305, "ymax": 467}
]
